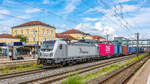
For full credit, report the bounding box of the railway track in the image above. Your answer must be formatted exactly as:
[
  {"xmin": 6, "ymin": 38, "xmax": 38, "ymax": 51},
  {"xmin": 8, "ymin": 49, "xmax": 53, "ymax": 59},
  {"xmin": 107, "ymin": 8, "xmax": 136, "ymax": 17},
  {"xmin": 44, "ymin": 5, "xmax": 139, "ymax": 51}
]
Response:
[
  {"xmin": 19, "ymin": 55, "xmax": 135, "ymax": 84},
  {"xmin": 0, "ymin": 68, "xmax": 45, "ymax": 80},
  {"xmin": 0, "ymin": 60, "xmax": 37, "ymax": 71},
  {"xmin": 96, "ymin": 56, "xmax": 149, "ymax": 84},
  {"xmin": 0, "ymin": 60, "xmax": 37, "ymax": 65}
]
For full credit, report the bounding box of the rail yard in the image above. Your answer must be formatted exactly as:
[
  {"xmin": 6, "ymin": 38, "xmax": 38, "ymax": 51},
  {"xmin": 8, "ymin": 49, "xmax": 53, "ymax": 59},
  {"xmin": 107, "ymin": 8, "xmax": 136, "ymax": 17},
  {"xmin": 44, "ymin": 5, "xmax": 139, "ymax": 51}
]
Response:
[{"xmin": 0, "ymin": 0, "xmax": 150, "ymax": 84}]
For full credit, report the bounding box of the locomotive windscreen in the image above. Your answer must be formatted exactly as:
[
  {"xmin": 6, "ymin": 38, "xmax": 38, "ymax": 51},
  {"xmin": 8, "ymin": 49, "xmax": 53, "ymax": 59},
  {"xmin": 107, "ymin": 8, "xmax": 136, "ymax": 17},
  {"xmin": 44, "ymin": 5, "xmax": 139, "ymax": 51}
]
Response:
[{"xmin": 41, "ymin": 41, "xmax": 56, "ymax": 51}]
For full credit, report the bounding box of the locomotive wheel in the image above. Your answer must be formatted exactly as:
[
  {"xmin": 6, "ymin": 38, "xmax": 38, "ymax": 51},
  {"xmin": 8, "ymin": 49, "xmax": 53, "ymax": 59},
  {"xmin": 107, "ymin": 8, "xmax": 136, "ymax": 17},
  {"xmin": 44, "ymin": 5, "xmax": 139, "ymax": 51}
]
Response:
[
  {"xmin": 68, "ymin": 61, "xmax": 73, "ymax": 66},
  {"xmin": 62, "ymin": 62, "xmax": 66, "ymax": 67},
  {"xmin": 72, "ymin": 61, "xmax": 76, "ymax": 65},
  {"xmin": 59, "ymin": 63, "xmax": 63, "ymax": 67}
]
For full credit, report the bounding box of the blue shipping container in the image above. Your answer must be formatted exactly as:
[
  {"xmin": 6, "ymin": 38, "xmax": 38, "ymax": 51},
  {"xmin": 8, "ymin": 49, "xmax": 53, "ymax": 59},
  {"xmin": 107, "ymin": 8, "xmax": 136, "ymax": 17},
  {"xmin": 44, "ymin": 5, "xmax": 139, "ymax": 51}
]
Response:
[
  {"xmin": 140, "ymin": 48, "xmax": 144, "ymax": 52},
  {"xmin": 128, "ymin": 47, "xmax": 137, "ymax": 53},
  {"xmin": 114, "ymin": 45, "xmax": 122, "ymax": 55},
  {"xmin": 128, "ymin": 47, "xmax": 132, "ymax": 53}
]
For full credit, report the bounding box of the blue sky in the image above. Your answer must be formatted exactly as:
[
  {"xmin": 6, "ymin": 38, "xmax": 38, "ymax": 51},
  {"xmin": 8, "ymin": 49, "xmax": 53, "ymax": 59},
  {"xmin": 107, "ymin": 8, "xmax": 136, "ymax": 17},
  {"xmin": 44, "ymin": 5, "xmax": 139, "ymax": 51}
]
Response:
[{"xmin": 0, "ymin": 0, "xmax": 150, "ymax": 39}]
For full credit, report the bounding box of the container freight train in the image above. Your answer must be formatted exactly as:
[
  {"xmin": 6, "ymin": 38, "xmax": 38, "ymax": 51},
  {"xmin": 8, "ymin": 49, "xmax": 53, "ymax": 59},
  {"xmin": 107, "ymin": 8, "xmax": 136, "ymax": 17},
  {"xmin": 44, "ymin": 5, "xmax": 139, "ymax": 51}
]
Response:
[{"xmin": 38, "ymin": 40, "xmax": 139, "ymax": 67}]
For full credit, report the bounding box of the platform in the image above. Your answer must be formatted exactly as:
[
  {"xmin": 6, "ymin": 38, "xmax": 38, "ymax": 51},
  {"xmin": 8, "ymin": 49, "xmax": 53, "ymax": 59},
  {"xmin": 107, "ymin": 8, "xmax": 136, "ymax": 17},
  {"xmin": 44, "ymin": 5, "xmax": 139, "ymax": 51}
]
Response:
[
  {"xmin": 0, "ymin": 56, "xmax": 37, "ymax": 64},
  {"xmin": 126, "ymin": 57, "xmax": 150, "ymax": 84}
]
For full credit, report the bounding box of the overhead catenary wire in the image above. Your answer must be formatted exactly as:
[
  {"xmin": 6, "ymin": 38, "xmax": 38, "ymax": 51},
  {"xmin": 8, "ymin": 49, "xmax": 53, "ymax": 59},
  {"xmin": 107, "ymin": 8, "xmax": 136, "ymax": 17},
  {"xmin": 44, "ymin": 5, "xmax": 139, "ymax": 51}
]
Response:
[
  {"xmin": 82, "ymin": 0, "xmax": 134, "ymax": 40},
  {"xmin": 4, "ymin": 0, "xmax": 132, "ymax": 39},
  {"xmin": 95, "ymin": 0, "xmax": 137, "ymax": 40}
]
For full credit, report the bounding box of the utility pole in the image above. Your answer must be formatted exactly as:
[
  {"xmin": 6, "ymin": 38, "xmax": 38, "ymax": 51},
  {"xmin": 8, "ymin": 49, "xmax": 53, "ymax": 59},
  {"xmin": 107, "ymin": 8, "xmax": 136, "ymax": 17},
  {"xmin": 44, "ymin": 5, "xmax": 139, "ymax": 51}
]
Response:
[
  {"xmin": 106, "ymin": 34, "xmax": 109, "ymax": 44},
  {"xmin": 127, "ymin": 39, "xmax": 129, "ymax": 55},
  {"xmin": 136, "ymin": 33, "xmax": 139, "ymax": 57}
]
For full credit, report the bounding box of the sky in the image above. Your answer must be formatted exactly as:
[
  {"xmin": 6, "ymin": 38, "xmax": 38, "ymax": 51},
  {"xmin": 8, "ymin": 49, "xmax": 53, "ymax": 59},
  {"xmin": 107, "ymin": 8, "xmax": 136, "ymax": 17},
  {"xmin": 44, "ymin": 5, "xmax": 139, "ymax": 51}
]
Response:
[{"xmin": 0, "ymin": 0, "xmax": 150, "ymax": 40}]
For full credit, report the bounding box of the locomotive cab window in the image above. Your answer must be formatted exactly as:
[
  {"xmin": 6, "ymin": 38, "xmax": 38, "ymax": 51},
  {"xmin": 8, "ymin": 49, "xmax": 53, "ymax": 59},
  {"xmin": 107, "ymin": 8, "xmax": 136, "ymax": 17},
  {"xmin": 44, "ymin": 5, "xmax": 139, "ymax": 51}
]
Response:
[{"xmin": 59, "ymin": 44, "xmax": 62, "ymax": 49}]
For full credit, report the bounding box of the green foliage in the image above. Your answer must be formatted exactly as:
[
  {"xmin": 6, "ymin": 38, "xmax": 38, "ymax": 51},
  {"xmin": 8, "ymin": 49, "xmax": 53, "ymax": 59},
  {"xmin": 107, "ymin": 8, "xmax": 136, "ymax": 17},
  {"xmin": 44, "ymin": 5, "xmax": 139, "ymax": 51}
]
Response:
[
  {"xmin": 61, "ymin": 75, "xmax": 84, "ymax": 84},
  {"xmin": 1, "ymin": 68, "xmax": 10, "ymax": 73},
  {"xmin": 36, "ymin": 64, "xmax": 43, "ymax": 68},
  {"xmin": 16, "ymin": 65, "xmax": 23, "ymax": 71},
  {"xmin": 0, "ymin": 63, "xmax": 43, "ymax": 74},
  {"xmin": 0, "ymin": 48, "xmax": 1, "ymax": 51},
  {"xmin": 16, "ymin": 35, "xmax": 27, "ymax": 42}
]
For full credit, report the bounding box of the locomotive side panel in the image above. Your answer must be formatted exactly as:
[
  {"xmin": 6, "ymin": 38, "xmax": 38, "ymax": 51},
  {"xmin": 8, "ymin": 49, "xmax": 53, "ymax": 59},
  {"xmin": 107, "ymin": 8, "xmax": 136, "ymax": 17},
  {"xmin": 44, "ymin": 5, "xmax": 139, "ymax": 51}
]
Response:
[
  {"xmin": 53, "ymin": 44, "xmax": 68, "ymax": 58},
  {"xmin": 67, "ymin": 44, "xmax": 98, "ymax": 58}
]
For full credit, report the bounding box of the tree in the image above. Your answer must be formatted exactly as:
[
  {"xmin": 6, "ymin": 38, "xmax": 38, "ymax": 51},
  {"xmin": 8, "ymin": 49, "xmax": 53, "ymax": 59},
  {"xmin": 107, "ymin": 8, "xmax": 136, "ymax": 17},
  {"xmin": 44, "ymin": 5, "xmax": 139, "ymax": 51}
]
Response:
[
  {"xmin": 16, "ymin": 35, "xmax": 27, "ymax": 42},
  {"xmin": 0, "ymin": 48, "xmax": 2, "ymax": 52}
]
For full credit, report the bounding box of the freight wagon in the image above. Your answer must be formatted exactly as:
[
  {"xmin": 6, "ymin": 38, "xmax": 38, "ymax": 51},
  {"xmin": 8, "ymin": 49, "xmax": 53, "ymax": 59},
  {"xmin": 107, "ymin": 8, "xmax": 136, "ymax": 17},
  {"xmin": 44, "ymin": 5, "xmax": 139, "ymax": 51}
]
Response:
[
  {"xmin": 128, "ymin": 47, "xmax": 137, "ymax": 54},
  {"xmin": 139, "ymin": 48, "xmax": 144, "ymax": 53},
  {"xmin": 97, "ymin": 44, "xmax": 114, "ymax": 56},
  {"xmin": 114, "ymin": 45, "xmax": 122, "ymax": 56},
  {"xmin": 122, "ymin": 46, "xmax": 128, "ymax": 55}
]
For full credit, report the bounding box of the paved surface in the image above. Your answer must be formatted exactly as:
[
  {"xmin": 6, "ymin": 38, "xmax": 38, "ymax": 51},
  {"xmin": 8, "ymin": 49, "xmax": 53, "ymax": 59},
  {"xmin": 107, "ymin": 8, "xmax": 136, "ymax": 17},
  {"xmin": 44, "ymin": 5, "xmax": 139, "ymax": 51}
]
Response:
[
  {"xmin": 0, "ymin": 56, "xmax": 37, "ymax": 63},
  {"xmin": 127, "ymin": 58, "xmax": 150, "ymax": 84}
]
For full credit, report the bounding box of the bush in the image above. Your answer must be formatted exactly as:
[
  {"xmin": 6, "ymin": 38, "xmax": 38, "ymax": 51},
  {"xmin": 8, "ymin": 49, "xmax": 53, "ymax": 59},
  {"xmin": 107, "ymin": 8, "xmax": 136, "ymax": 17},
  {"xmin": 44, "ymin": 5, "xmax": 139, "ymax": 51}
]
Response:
[{"xmin": 61, "ymin": 75, "xmax": 84, "ymax": 84}]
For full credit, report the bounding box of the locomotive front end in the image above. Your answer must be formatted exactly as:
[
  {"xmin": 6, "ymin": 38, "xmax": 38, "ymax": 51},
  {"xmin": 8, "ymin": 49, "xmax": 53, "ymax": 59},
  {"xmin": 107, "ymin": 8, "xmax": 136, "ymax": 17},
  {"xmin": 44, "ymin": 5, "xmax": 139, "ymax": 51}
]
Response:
[{"xmin": 38, "ymin": 40, "xmax": 55, "ymax": 65}]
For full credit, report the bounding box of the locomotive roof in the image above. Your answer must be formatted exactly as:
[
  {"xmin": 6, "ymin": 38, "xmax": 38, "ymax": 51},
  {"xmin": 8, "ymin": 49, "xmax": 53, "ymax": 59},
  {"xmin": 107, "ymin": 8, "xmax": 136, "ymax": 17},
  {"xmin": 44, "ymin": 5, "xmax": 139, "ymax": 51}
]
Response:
[{"xmin": 68, "ymin": 42, "xmax": 96, "ymax": 46}]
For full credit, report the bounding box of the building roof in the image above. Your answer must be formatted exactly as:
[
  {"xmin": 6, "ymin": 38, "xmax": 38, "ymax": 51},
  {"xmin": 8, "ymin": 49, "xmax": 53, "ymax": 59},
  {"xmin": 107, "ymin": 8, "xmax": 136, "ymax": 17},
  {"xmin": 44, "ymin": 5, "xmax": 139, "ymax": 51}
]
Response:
[
  {"xmin": 0, "ymin": 34, "xmax": 18, "ymax": 39},
  {"xmin": 56, "ymin": 33, "xmax": 77, "ymax": 40},
  {"xmin": 60, "ymin": 29, "xmax": 89, "ymax": 35},
  {"xmin": 92, "ymin": 35, "xmax": 105, "ymax": 40},
  {"xmin": 12, "ymin": 21, "xmax": 55, "ymax": 29}
]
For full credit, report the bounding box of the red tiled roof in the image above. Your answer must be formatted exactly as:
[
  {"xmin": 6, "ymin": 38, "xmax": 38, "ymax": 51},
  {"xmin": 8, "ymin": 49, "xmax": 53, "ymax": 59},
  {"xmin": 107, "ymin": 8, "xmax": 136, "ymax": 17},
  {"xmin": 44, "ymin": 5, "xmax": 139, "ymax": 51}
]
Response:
[
  {"xmin": 56, "ymin": 33, "xmax": 77, "ymax": 40},
  {"xmin": 60, "ymin": 29, "xmax": 86, "ymax": 34},
  {"xmin": 12, "ymin": 21, "xmax": 55, "ymax": 28},
  {"xmin": 0, "ymin": 34, "xmax": 18, "ymax": 38},
  {"xmin": 92, "ymin": 35, "xmax": 105, "ymax": 40}
]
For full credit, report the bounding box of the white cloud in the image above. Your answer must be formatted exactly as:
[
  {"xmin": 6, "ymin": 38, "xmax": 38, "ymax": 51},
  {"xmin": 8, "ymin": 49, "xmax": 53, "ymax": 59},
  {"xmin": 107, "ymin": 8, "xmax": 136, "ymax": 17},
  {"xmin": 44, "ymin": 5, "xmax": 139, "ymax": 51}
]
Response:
[
  {"xmin": 0, "ymin": 9, "xmax": 10, "ymax": 15},
  {"xmin": 118, "ymin": 0, "xmax": 130, "ymax": 3},
  {"xmin": 86, "ymin": 6, "xmax": 105, "ymax": 13},
  {"xmin": 75, "ymin": 22, "xmax": 116, "ymax": 37},
  {"xmin": 62, "ymin": 0, "xmax": 81, "ymax": 14},
  {"xmin": 61, "ymin": 24, "xmax": 67, "ymax": 28},
  {"xmin": 43, "ymin": 0, "xmax": 62, "ymax": 5},
  {"xmin": 25, "ymin": 8, "xmax": 41, "ymax": 13},
  {"xmin": 2, "ymin": 0, "xmax": 17, "ymax": 4},
  {"xmin": 126, "ymin": 7, "xmax": 150, "ymax": 28},
  {"xmin": 94, "ymin": 22, "xmax": 103, "ymax": 31},
  {"xmin": 0, "ymin": 15, "xmax": 3, "ymax": 18},
  {"xmin": 83, "ymin": 17, "xmax": 100, "ymax": 21},
  {"xmin": 103, "ymin": 26, "xmax": 115, "ymax": 35},
  {"xmin": 119, "ymin": 5, "xmax": 138, "ymax": 13},
  {"xmin": 43, "ymin": 0, "xmax": 50, "ymax": 4},
  {"xmin": 16, "ymin": 15, "xmax": 31, "ymax": 19},
  {"xmin": 0, "ymin": 9, "xmax": 10, "ymax": 18}
]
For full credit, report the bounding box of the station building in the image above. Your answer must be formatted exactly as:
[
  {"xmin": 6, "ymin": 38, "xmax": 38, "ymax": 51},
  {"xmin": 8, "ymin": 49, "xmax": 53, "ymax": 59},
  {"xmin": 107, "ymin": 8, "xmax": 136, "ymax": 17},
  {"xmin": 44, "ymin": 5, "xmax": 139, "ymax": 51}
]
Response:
[
  {"xmin": 0, "ymin": 34, "xmax": 20, "ymax": 56},
  {"xmin": 60, "ymin": 29, "xmax": 93, "ymax": 41},
  {"xmin": 12, "ymin": 21, "xmax": 56, "ymax": 45},
  {"xmin": 0, "ymin": 34, "xmax": 20, "ymax": 44},
  {"xmin": 56, "ymin": 33, "xmax": 77, "ymax": 41},
  {"xmin": 92, "ymin": 35, "xmax": 106, "ymax": 42},
  {"xmin": 59, "ymin": 29, "xmax": 106, "ymax": 42}
]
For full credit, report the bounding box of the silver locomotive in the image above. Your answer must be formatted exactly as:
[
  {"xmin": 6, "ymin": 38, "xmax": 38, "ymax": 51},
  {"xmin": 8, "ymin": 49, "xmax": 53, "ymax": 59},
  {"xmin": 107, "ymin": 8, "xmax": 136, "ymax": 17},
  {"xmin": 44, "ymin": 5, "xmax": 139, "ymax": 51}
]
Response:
[{"xmin": 38, "ymin": 40, "xmax": 100, "ymax": 67}]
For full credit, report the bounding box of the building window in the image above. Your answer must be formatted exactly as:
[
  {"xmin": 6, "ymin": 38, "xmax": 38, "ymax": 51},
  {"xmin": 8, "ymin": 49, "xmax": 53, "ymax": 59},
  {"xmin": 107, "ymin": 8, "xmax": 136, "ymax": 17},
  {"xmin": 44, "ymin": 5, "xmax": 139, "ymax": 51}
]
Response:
[
  {"xmin": 51, "ymin": 30, "xmax": 53, "ymax": 40},
  {"xmin": 27, "ymin": 29, "xmax": 29, "ymax": 42},
  {"xmin": 43, "ymin": 29, "xmax": 45, "ymax": 41},
  {"xmin": 47, "ymin": 30, "xmax": 49, "ymax": 40},
  {"xmin": 21, "ymin": 30, "xmax": 23, "ymax": 36},
  {"xmin": 33, "ymin": 30, "xmax": 37, "ymax": 42},
  {"xmin": 15, "ymin": 30, "xmax": 17, "ymax": 36}
]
